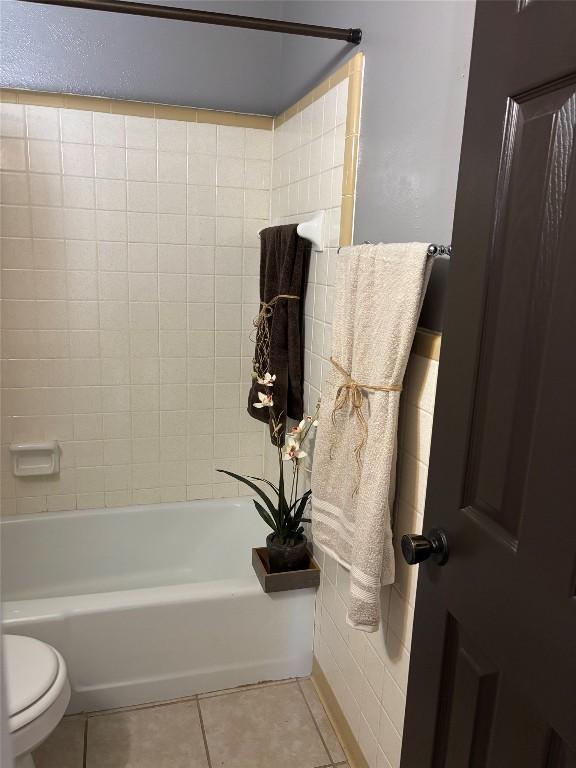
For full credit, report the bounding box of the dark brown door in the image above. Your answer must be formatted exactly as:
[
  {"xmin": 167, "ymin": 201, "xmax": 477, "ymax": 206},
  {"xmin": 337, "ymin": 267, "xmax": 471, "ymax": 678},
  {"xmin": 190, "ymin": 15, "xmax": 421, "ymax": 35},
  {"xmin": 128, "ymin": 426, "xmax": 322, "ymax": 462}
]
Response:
[{"xmin": 401, "ymin": 2, "xmax": 576, "ymax": 766}]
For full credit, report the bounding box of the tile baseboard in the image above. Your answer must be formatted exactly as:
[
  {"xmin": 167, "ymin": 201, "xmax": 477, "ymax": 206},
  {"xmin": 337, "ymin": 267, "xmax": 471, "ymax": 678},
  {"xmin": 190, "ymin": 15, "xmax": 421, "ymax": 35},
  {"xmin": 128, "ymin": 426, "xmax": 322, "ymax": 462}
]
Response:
[{"xmin": 311, "ymin": 657, "xmax": 369, "ymax": 768}]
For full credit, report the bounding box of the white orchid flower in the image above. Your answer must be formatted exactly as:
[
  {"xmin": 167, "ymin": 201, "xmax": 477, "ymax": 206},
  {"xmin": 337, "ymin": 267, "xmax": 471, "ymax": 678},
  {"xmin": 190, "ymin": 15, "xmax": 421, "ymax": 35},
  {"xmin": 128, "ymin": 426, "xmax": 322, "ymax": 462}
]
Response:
[
  {"xmin": 253, "ymin": 391, "xmax": 274, "ymax": 408},
  {"xmin": 282, "ymin": 437, "xmax": 307, "ymax": 461},
  {"xmin": 290, "ymin": 415, "xmax": 318, "ymax": 436},
  {"xmin": 290, "ymin": 419, "xmax": 307, "ymax": 435},
  {"xmin": 257, "ymin": 372, "xmax": 276, "ymax": 387}
]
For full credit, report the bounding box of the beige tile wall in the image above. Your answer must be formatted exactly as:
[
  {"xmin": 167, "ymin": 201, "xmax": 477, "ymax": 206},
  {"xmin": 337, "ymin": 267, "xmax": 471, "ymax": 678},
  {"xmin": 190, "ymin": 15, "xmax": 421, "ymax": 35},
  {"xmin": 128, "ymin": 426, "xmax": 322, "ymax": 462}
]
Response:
[
  {"xmin": 272, "ymin": 77, "xmax": 349, "ymax": 414},
  {"xmin": 263, "ymin": 64, "xmax": 360, "ymax": 486},
  {"xmin": 0, "ymin": 102, "xmax": 272, "ymax": 513},
  {"xmin": 314, "ymin": 356, "xmax": 438, "ymax": 768}
]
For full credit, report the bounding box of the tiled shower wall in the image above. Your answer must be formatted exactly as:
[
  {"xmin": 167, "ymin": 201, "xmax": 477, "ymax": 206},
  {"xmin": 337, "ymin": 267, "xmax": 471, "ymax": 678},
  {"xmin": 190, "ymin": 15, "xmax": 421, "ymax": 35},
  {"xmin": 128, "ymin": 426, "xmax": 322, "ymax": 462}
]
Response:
[
  {"xmin": 263, "ymin": 76, "xmax": 349, "ymax": 483},
  {"xmin": 0, "ymin": 103, "xmax": 271, "ymax": 513},
  {"xmin": 274, "ymin": 79, "xmax": 348, "ymax": 414}
]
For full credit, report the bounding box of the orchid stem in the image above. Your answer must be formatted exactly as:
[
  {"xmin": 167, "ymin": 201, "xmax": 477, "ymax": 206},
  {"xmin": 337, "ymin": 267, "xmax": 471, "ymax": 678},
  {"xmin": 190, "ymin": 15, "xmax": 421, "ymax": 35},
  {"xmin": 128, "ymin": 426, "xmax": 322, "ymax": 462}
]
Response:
[{"xmin": 289, "ymin": 462, "xmax": 296, "ymax": 510}]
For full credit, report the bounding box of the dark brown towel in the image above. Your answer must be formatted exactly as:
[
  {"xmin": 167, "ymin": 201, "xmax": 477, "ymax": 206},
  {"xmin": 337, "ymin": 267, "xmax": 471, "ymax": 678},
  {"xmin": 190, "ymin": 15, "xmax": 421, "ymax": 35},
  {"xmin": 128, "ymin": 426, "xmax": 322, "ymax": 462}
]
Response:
[{"xmin": 247, "ymin": 224, "xmax": 311, "ymax": 442}]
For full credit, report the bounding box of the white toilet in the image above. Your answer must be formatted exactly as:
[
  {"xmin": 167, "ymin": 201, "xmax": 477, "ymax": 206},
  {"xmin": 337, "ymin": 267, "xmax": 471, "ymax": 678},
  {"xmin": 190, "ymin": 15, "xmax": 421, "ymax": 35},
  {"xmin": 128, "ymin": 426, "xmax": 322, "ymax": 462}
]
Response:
[{"xmin": 5, "ymin": 635, "xmax": 71, "ymax": 768}]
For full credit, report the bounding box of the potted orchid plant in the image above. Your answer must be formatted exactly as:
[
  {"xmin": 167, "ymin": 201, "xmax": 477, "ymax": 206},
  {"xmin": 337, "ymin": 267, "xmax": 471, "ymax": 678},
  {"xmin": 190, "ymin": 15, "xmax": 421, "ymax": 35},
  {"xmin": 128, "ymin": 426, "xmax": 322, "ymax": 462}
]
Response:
[{"xmin": 218, "ymin": 373, "xmax": 319, "ymax": 573}]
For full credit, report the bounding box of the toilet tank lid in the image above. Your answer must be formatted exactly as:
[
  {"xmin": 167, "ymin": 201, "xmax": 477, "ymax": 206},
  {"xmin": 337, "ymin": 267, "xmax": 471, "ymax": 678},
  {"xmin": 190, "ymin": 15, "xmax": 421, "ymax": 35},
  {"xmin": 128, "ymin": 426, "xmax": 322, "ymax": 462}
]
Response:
[{"xmin": 4, "ymin": 635, "xmax": 59, "ymax": 718}]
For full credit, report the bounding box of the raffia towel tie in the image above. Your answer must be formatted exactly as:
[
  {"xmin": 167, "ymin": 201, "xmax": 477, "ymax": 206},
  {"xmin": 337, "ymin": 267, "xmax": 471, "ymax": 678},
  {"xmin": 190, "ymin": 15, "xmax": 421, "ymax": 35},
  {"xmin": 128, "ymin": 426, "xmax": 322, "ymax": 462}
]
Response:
[
  {"xmin": 330, "ymin": 357, "xmax": 402, "ymax": 489},
  {"xmin": 254, "ymin": 294, "xmax": 300, "ymax": 329},
  {"xmin": 251, "ymin": 294, "xmax": 300, "ymax": 378}
]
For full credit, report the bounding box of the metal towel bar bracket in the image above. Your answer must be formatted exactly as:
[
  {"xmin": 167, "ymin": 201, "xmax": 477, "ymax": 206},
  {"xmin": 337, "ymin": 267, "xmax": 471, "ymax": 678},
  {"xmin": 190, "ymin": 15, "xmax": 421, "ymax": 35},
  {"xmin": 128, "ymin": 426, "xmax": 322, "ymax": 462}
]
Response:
[{"xmin": 427, "ymin": 244, "xmax": 452, "ymax": 256}]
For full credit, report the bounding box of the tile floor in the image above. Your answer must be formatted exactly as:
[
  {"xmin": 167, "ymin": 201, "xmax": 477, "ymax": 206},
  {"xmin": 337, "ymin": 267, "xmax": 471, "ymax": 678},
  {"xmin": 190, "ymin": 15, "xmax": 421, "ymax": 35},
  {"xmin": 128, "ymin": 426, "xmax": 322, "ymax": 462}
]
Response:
[{"xmin": 33, "ymin": 679, "xmax": 350, "ymax": 768}]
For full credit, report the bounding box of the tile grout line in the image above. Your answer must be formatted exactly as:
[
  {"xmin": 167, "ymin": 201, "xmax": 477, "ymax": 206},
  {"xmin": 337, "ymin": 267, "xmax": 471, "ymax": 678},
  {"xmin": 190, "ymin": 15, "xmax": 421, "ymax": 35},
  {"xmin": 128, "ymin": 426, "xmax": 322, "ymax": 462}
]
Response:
[
  {"xmin": 199, "ymin": 677, "xmax": 294, "ymax": 700},
  {"xmin": 81, "ymin": 678, "xmax": 294, "ymax": 720},
  {"xmin": 296, "ymin": 678, "xmax": 336, "ymax": 767},
  {"xmin": 85, "ymin": 691, "xmax": 200, "ymax": 717},
  {"xmin": 196, "ymin": 696, "xmax": 213, "ymax": 768}
]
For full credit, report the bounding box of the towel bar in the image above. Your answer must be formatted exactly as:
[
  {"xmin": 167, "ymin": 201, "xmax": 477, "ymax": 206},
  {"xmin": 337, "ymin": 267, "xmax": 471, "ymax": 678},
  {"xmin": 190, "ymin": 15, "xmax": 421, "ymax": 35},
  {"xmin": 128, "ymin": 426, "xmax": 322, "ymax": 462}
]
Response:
[{"xmin": 338, "ymin": 242, "xmax": 452, "ymax": 255}]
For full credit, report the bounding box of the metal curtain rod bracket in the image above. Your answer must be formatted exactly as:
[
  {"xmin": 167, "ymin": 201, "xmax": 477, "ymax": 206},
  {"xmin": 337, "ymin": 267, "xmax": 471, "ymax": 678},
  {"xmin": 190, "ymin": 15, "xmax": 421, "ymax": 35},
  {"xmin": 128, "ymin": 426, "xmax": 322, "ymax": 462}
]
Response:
[{"xmin": 19, "ymin": 0, "xmax": 362, "ymax": 44}]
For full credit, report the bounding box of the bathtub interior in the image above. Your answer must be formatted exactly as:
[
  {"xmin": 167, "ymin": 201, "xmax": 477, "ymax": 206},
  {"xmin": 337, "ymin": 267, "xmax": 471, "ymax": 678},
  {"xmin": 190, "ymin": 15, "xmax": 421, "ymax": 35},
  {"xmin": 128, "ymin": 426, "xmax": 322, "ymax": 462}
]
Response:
[{"xmin": 1, "ymin": 497, "xmax": 270, "ymax": 601}]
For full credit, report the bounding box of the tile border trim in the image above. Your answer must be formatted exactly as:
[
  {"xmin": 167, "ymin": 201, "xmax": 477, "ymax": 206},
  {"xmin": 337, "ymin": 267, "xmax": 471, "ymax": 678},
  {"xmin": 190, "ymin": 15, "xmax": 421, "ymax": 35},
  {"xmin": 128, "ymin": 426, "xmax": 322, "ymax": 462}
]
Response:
[
  {"xmin": 0, "ymin": 88, "xmax": 274, "ymax": 129},
  {"xmin": 271, "ymin": 52, "xmax": 364, "ymax": 252},
  {"xmin": 339, "ymin": 60, "xmax": 363, "ymax": 248},
  {"xmin": 412, "ymin": 328, "xmax": 441, "ymax": 361},
  {"xmin": 311, "ymin": 657, "xmax": 369, "ymax": 768},
  {"xmin": 274, "ymin": 51, "xmax": 363, "ymax": 128}
]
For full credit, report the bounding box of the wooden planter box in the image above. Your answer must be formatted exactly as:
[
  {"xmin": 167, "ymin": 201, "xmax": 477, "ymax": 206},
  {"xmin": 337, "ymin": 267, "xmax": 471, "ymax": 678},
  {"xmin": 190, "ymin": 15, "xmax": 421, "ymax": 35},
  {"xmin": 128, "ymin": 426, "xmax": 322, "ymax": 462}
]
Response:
[{"xmin": 252, "ymin": 547, "xmax": 321, "ymax": 594}]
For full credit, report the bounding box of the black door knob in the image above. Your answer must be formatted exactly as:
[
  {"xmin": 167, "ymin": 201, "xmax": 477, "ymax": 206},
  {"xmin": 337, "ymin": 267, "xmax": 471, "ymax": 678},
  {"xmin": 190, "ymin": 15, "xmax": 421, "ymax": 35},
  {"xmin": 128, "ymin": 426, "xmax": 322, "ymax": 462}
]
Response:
[{"xmin": 401, "ymin": 528, "xmax": 449, "ymax": 566}]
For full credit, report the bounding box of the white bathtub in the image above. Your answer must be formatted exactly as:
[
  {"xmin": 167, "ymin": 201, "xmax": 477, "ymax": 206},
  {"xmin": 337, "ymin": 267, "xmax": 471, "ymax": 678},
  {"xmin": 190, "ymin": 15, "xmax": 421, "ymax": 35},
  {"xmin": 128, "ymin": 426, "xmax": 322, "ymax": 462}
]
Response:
[{"xmin": 1, "ymin": 497, "xmax": 315, "ymax": 713}]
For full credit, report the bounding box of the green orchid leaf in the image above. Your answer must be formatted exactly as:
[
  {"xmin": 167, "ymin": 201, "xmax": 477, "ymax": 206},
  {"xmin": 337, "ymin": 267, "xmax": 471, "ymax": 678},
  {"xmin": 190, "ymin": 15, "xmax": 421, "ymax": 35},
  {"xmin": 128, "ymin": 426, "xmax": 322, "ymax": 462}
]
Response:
[
  {"xmin": 253, "ymin": 500, "xmax": 278, "ymax": 533},
  {"xmin": 290, "ymin": 488, "xmax": 311, "ymax": 511},
  {"xmin": 216, "ymin": 469, "xmax": 279, "ymax": 523},
  {"xmin": 277, "ymin": 463, "xmax": 289, "ymax": 528},
  {"xmin": 293, "ymin": 493, "xmax": 311, "ymax": 524},
  {"xmin": 247, "ymin": 476, "xmax": 279, "ymax": 496}
]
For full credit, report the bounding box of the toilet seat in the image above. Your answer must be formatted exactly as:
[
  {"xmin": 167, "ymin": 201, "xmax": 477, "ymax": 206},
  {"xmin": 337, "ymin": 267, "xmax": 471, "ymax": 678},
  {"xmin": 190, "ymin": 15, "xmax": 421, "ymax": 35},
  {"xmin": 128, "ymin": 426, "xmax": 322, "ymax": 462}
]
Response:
[
  {"xmin": 6, "ymin": 636, "xmax": 59, "ymax": 727},
  {"xmin": 5, "ymin": 635, "xmax": 71, "ymax": 758}
]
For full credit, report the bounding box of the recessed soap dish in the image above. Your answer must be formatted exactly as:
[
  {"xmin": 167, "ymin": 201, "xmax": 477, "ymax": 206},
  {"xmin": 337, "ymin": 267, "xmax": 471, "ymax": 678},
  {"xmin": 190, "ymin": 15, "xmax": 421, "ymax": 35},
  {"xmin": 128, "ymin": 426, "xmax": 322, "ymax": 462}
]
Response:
[{"xmin": 9, "ymin": 441, "xmax": 60, "ymax": 477}]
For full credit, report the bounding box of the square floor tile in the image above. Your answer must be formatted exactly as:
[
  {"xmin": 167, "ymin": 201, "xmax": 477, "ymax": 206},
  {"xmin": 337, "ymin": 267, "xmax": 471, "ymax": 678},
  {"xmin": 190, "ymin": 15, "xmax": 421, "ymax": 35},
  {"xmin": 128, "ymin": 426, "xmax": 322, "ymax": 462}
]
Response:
[
  {"xmin": 199, "ymin": 681, "xmax": 331, "ymax": 768},
  {"xmin": 299, "ymin": 678, "xmax": 346, "ymax": 763},
  {"xmin": 86, "ymin": 701, "xmax": 209, "ymax": 768},
  {"xmin": 33, "ymin": 716, "xmax": 85, "ymax": 768}
]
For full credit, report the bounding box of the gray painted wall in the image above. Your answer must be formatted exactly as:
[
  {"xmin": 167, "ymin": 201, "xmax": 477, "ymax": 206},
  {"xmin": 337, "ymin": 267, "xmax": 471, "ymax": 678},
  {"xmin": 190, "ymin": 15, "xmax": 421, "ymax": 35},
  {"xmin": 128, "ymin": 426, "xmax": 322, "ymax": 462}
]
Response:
[
  {"xmin": 279, "ymin": 1, "xmax": 476, "ymax": 329},
  {"xmin": 0, "ymin": 0, "xmax": 286, "ymax": 114}
]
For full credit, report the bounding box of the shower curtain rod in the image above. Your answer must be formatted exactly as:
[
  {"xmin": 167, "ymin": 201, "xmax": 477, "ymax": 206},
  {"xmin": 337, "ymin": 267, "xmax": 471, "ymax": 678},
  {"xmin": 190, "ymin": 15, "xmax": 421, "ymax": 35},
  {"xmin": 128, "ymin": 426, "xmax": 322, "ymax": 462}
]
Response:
[{"xmin": 19, "ymin": 0, "xmax": 363, "ymax": 44}]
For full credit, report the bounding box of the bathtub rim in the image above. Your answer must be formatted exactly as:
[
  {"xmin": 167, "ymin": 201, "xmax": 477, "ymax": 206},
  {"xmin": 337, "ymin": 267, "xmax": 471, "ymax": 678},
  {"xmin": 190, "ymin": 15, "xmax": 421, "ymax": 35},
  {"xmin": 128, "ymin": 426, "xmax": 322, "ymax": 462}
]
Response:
[
  {"xmin": 0, "ymin": 494, "xmax": 258, "ymax": 527},
  {"xmin": 2, "ymin": 575, "xmax": 273, "ymax": 625}
]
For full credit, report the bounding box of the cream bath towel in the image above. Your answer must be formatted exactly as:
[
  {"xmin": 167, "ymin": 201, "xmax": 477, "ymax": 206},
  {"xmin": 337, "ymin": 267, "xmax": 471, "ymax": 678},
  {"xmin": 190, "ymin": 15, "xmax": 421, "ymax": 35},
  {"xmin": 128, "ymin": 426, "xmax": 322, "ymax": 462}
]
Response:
[{"xmin": 311, "ymin": 243, "xmax": 433, "ymax": 631}]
